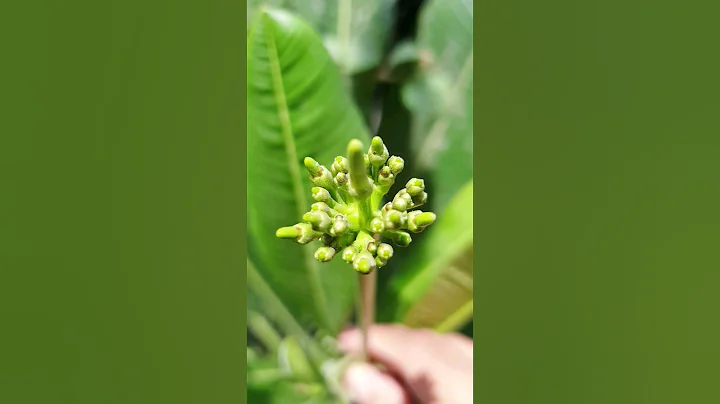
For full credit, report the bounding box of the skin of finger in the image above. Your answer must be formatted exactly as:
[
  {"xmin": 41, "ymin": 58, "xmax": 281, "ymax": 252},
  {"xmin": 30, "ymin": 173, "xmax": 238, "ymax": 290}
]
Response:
[
  {"xmin": 343, "ymin": 362, "xmax": 411, "ymax": 404},
  {"xmin": 338, "ymin": 325, "xmax": 473, "ymax": 403}
]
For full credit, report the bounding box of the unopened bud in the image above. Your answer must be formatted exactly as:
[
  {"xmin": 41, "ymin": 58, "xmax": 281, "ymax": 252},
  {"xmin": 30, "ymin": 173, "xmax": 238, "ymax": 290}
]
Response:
[
  {"xmin": 341, "ymin": 246, "xmax": 357, "ymax": 263},
  {"xmin": 377, "ymin": 166, "xmax": 395, "ymax": 190},
  {"xmin": 410, "ymin": 191, "xmax": 427, "ymax": 208},
  {"xmin": 405, "ymin": 178, "xmax": 425, "ymax": 196},
  {"xmin": 369, "ymin": 217, "xmax": 385, "ymax": 233},
  {"xmin": 314, "ymin": 246, "xmax": 336, "ymax": 262},
  {"xmin": 368, "ymin": 136, "xmax": 389, "ymax": 167},
  {"xmin": 387, "ymin": 156, "xmax": 404, "ymax": 174},
  {"xmin": 311, "ymin": 187, "xmax": 330, "ymax": 202},
  {"xmin": 304, "ymin": 158, "xmax": 335, "ymax": 189},
  {"xmin": 330, "ymin": 216, "xmax": 349, "ymax": 236},
  {"xmin": 383, "ymin": 209, "xmax": 406, "ymax": 230},
  {"xmin": 331, "ymin": 156, "xmax": 349, "ymax": 176},
  {"xmin": 303, "ymin": 211, "xmax": 331, "ymax": 232},
  {"xmin": 276, "ymin": 223, "xmax": 317, "ymax": 245},
  {"xmin": 347, "ymin": 139, "xmax": 373, "ymax": 199},
  {"xmin": 407, "ymin": 211, "xmax": 436, "ymax": 232},
  {"xmin": 392, "ymin": 190, "xmax": 413, "ymax": 212},
  {"xmin": 311, "ymin": 202, "xmax": 331, "ymax": 213},
  {"xmin": 376, "ymin": 243, "xmax": 393, "ymax": 260},
  {"xmin": 353, "ymin": 251, "xmax": 376, "ymax": 274},
  {"xmin": 384, "ymin": 230, "xmax": 412, "ymax": 247}
]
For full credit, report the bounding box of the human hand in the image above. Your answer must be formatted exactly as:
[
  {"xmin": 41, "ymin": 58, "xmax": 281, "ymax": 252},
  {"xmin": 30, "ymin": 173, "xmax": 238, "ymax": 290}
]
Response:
[{"xmin": 338, "ymin": 324, "xmax": 473, "ymax": 404}]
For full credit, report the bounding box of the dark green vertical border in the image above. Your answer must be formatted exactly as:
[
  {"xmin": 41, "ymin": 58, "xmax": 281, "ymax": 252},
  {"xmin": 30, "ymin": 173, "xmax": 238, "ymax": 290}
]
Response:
[
  {"xmin": 241, "ymin": 3, "xmax": 249, "ymax": 404},
  {"xmin": 475, "ymin": 1, "xmax": 720, "ymax": 403},
  {"xmin": 1, "ymin": 1, "xmax": 248, "ymax": 403}
]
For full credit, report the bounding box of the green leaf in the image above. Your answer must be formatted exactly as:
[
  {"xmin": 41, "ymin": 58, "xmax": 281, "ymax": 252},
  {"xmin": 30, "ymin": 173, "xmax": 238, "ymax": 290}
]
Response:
[
  {"xmin": 402, "ymin": 0, "xmax": 473, "ymax": 212},
  {"xmin": 247, "ymin": 8, "xmax": 371, "ymax": 334},
  {"xmin": 280, "ymin": 0, "xmax": 395, "ymax": 75},
  {"xmin": 384, "ymin": 181, "xmax": 473, "ymax": 332}
]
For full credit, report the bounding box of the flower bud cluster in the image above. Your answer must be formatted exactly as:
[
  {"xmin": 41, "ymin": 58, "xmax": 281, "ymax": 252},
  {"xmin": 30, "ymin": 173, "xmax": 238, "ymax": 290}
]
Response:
[{"xmin": 276, "ymin": 136, "xmax": 436, "ymax": 274}]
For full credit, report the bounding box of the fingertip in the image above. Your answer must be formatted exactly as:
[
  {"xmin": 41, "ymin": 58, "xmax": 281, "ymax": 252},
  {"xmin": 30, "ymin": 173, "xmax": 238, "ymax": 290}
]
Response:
[
  {"xmin": 343, "ymin": 362, "xmax": 409, "ymax": 404},
  {"xmin": 337, "ymin": 327, "xmax": 361, "ymax": 353}
]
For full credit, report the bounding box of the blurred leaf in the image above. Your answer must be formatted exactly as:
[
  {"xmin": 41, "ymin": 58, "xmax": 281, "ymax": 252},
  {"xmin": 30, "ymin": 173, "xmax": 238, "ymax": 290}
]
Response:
[
  {"xmin": 387, "ymin": 39, "xmax": 420, "ymax": 82},
  {"xmin": 278, "ymin": 336, "xmax": 317, "ymax": 383},
  {"xmin": 402, "ymin": 0, "xmax": 473, "ymax": 212},
  {"xmin": 248, "ymin": 311, "xmax": 283, "ymax": 354},
  {"xmin": 384, "ymin": 181, "xmax": 473, "ymax": 331},
  {"xmin": 249, "ymin": 0, "xmax": 394, "ymax": 76},
  {"xmin": 287, "ymin": 0, "xmax": 394, "ymax": 75},
  {"xmin": 248, "ymin": 9, "xmax": 371, "ymax": 334}
]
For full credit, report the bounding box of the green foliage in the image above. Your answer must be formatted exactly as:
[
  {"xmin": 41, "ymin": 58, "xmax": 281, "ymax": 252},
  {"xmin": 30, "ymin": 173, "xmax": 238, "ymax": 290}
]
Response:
[
  {"xmin": 247, "ymin": 8, "xmax": 369, "ymax": 333},
  {"xmin": 383, "ymin": 180, "xmax": 474, "ymax": 330},
  {"xmin": 402, "ymin": 0, "xmax": 474, "ymax": 213}
]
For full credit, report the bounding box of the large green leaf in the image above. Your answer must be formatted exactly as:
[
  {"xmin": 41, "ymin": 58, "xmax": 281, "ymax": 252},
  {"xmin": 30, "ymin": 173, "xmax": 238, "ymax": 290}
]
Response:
[
  {"xmin": 247, "ymin": 9, "xmax": 370, "ymax": 334},
  {"xmin": 402, "ymin": 0, "xmax": 473, "ymax": 213},
  {"xmin": 383, "ymin": 181, "xmax": 474, "ymax": 332}
]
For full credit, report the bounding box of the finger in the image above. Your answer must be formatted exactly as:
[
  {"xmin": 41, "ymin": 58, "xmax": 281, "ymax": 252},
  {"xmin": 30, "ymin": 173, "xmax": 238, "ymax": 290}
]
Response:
[
  {"xmin": 338, "ymin": 325, "xmax": 442, "ymax": 383},
  {"xmin": 342, "ymin": 362, "xmax": 410, "ymax": 404}
]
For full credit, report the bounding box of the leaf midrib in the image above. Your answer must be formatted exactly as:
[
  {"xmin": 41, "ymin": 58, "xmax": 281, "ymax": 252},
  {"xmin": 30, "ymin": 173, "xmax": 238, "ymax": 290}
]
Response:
[{"xmin": 264, "ymin": 16, "xmax": 331, "ymax": 331}]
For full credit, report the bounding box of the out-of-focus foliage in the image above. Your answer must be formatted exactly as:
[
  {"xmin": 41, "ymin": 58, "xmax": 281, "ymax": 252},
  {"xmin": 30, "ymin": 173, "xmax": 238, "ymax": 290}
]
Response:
[
  {"xmin": 248, "ymin": 0, "xmax": 394, "ymax": 75},
  {"xmin": 384, "ymin": 180, "xmax": 473, "ymax": 331},
  {"xmin": 403, "ymin": 0, "xmax": 473, "ymax": 213},
  {"xmin": 247, "ymin": 9, "xmax": 369, "ymax": 334}
]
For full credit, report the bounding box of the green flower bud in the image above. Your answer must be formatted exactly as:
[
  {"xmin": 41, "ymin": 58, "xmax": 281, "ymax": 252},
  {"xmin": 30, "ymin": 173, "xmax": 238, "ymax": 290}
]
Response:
[
  {"xmin": 368, "ymin": 136, "xmax": 389, "ymax": 167},
  {"xmin": 314, "ymin": 246, "xmax": 336, "ymax": 262},
  {"xmin": 376, "ymin": 243, "xmax": 393, "ymax": 260},
  {"xmin": 334, "ymin": 172, "xmax": 348, "ymax": 186},
  {"xmin": 304, "ymin": 157, "xmax": 335, "ymax": 189},
  {"xmin": 353, "ymin": 251, "xmax": 376, "ymax": 274},
  {"xmin": 407, "ymin": 211, "xmax": 436, "ymax": 232},
  {"xmin": 383, "ymin": 209, "xmax": 406, "ymax": 230},
  {"xmin": 405, "ymin": 178, "xmax": 425, "ymax": 196},
  {"xmin": 392, "ymin": 190, "xmax": 413, "ymax": 212},
  {"xmin": 387, "ymin": 156, "xmax": 404, "ymax": 174},
  {"xmin": 383, "ymin": 230, "xmax": 412, "ymax": 247},
  {"xmin": 375, "ymin": 255, "xmax": 387, "ymax": 268},
  {"xmin": 341, "ymin": 246, "xmax": 357, "ymax": 263},
  {"xmin": 377, "ymin": 166, "xmax": 395, "ymax": 191},
  {"xmin": 366, "ymin": 240, "xmax": 378, "ymax": 255},
  {"xmin": 311, "ymin": 187, "xmax": 331, "ymax": 202},
  {"xmin": 303, "ymin": 211, "xmax": 331, "ymax": 232},
  {"xmin": 410, "ymin": 191, "xmax": 427, "ymax": 208},
  {"xmin": 369, "ymin": 217, "xmax": 385, "ymax": 233},
  {"xmin": 347, "ymin": 139, "xmax": 373, "ymax": 199},
  {"xmin": 331, "ymin": 156, "xmax": 349, "ymax": 176},
  {"xmin": 330, "ymin": 216, "xmax": 349, "ymax": 237},
  {"xmin": 276, "ymin": 223, "xmax": 317, "ymax": 245},
  {"xmin": 311, "ymin": 202, "xmax": 331, "ymax": 213}
]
